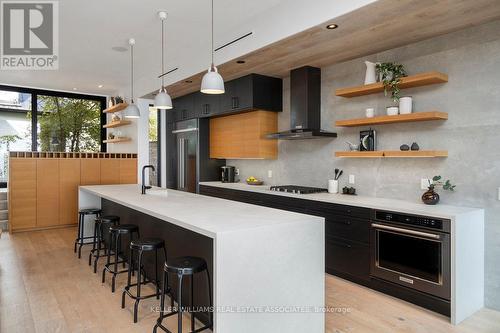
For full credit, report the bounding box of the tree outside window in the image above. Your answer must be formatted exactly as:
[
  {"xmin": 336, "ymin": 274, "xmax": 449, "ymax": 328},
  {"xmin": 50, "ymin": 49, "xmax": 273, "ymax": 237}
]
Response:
[{"xmin": 37, "ymin": 96, "xmax": 101, "ymax": 152}]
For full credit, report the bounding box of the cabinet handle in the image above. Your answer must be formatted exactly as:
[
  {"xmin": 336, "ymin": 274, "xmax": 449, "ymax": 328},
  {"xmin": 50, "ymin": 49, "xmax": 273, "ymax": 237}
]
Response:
[
  {"xmin": 330, "ymin": 240, "xmax": 352, "ymax": 248},
  {"xmin": 204, "ymin": 104, "xmax": 210, "ymax": 114},
  {"xmin": 231, "ymin": 97, "xmax": 239, "ymax": 109}
]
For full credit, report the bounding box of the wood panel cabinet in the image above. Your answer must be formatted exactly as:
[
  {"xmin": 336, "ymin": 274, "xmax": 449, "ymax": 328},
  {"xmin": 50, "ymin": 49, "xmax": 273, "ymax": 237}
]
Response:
[
  {"xmin": 9, "ymin": 154, "xmax": 137, "ymax": 232},
  {"xmin": 209, "ymin": 110, "xmax": 278, "ymax": 159},
  {"xmin": 119, "ymin": 159, "xmax": 137, "ymax": 184},
  {"xmin": 100, "ymin": 159, "xmax": 121, "ymax": 184},
  {"xmin": 9, "ymin": 159, "xmax": 37, "ymax": 231},
  {"xmin": 59, "ymin": 159, "xmax": 81, "ymax": 225},
  {"xmin": 36, "ymin": 159, "xmax": 60, "ymax": 227},
  {"xmin": 81, "ymin": 159, "xmax": 101, "ymax": 185}
]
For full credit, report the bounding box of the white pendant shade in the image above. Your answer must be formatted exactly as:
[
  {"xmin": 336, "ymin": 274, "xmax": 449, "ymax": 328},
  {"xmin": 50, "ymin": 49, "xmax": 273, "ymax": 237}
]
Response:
[
  {"xmin": 124, "ymin": 102, "xmax": 141, "ymax": 118},
  {"xmin": 201, "ymin": 66, "xmax": 225, "ymax": 94},
  {"xmin": 153, "ymin": 89, "xmax": 173, "ymax": 110}
]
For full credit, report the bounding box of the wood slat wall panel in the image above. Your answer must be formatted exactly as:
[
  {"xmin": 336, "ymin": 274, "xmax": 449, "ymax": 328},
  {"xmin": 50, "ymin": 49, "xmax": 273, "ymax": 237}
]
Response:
[{"xmin": 119, "ymin": 159, "xmax": 138, "ymax": 184}]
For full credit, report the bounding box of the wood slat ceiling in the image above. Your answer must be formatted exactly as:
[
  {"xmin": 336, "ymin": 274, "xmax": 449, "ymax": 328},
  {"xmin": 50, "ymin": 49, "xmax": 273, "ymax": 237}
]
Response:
[{"xmin": 143, "ymin": 0, "xmax": 500, "ymax": 99}]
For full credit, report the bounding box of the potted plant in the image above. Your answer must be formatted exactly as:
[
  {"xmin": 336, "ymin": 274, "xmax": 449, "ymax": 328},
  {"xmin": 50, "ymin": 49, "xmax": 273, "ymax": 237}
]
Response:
[
  {"xmin": 375, "ymin": 62, "xmax": 407, "ymax": 102},
  {"xmin": 422, "ymin": 175, "xmax": 456, "ymax": 205}
]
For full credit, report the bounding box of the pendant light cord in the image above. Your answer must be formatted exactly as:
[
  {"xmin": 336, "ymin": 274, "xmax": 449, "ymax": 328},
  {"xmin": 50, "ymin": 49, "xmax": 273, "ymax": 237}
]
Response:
[
  {"xmin": 130, "ymin": 43, "xmax": 134, "ymax": 102},
  {"xmin": 211, "ymin": 0, "xmax": 214, "ymax": 68},
  {"xmin": 161, "ymin": 18, "xmax": 165, "ymax": 89}
]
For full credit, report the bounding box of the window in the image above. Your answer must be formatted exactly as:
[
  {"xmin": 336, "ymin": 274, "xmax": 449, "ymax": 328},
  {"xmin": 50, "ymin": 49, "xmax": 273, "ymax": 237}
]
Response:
[
  {"xmin": 37, "ymin": 95, "xmax": 102, "ymax": 152},
  {"xmin": 0, "ymin": 89, "xmax": 33, "ymax": 183},
  {"xmin": 149, "ymin": 106, "xmax": 159, "ymax": 186},
  {"xmin": 0, "ymin": 85, "xmax": 106, "ymax": 184}
]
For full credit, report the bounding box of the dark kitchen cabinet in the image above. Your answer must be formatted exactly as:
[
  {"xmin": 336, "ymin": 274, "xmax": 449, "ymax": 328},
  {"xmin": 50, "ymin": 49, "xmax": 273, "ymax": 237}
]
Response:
[
  {"xmin": 199, "ymin": 184, "xmax": 371, "ymax": 283},
  {"xmin": 220, "ymin": 74, "xmax": 282, "ymax": 114},
  {"xmin": 174, "ymin": 95, "xmax": 195, "ymax": 120},
  {"xmin": 194, "ymin": 92, "xmax": 221, "ymax": 118},
  {"xmin": 171, "ymin": 73, "xmax": 282, "ymax": 123},
  {"xmin": 325, "ymin": 235, "xmax": 370, "ymax": 282}
]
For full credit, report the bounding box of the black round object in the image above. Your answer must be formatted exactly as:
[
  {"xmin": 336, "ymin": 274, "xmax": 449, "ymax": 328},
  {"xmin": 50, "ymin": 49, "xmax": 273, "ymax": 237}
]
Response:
[
  {"xmin": 411, "ymin": 142, "xmax": 420, "ymax": 151},
  {"xmin": 422, "ymin": 188, "xmax": 440, "ymax": 205},
  {"xmin": 400, "ymin": 144, "xmax": 410, "ymax": 151}
]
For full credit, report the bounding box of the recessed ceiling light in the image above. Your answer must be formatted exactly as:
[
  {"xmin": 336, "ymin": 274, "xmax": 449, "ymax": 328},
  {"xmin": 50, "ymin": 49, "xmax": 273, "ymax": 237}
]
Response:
[
  {"xmin": 98, "ymin": 84, "xmax": 103, "ymax": 88},
  {"xmin": 236, "ymin": 60, "xmax": 246, "ymax": 64},
  {"xmin": 111, "ymin": 46, "xmax": 128, "ymax": 52},
  {"xmin": 73, "ymin": 88, "xmax": 77, "ymax": 90},
  {"xmin": 185, "ymin": 80, "xmax": 193, "ymax": 83},
  {"xmin": 326, "ymin": 24, "xmax": 338, "ymax": 30}
]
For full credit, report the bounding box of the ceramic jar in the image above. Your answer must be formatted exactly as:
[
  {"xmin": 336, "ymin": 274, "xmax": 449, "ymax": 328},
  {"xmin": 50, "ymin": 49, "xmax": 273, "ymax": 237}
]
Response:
[
  {"xmin": 399, "ymin": 96, "xmax": 413, "ymax": 114},
  {"xmin": 364, "ymin": 61, "xmax": 377, "ymax": 84},
  {"xmin": 366, "ymin": 108, "xmax": 375, "ymax": 118},
  {"xmin": 386, "ymin": 106, "xmax": 399, "ymax": 116}
]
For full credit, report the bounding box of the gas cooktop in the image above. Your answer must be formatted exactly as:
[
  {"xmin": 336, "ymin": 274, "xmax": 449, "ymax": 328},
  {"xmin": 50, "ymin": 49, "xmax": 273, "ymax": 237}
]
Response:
[{"xmin": 269, "ymin": 185, "xmax": 328, "ymax": 194}]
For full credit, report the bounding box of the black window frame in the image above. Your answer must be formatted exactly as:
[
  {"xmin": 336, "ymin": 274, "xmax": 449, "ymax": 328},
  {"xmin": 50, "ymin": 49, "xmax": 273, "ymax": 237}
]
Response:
[{"xmin": 0, "ymin": 84, "xmax": 107, "ymax": 152}]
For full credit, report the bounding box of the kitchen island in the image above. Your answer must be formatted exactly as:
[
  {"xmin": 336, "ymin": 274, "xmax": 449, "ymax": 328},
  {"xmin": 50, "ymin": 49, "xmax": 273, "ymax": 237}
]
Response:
[{"xmin": 78, "ymin": 184, "xmax": 325, "ymax": 333}]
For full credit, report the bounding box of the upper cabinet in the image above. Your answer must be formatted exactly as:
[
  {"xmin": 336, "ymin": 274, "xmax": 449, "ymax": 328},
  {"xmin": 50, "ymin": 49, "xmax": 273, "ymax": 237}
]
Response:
[{"xmin": 171, "ymin": 74, "xmax": 282, "ymax": 121}]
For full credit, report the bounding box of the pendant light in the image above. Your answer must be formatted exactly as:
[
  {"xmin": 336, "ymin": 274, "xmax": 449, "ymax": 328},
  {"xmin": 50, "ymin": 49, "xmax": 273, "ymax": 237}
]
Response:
[
  {"xmin": 124, "ymin": 38, "xmax": 141, "ymax": 118},
  {"xmin": 200, "ymin": 0, "xmax": 224, "ymax": 94},
  {"xmin": 153, "ymin": 11, "xmax": 173, "ymax": 110}
]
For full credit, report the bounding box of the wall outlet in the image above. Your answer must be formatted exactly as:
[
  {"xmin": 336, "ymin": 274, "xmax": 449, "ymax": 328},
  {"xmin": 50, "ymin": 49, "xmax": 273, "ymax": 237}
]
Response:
[
  {"xmin": 235, "ymin": 168, "xmax": 240, "ymax": 176},
  {"xmin": 268, "ymin": 170, "xmax": 273, "ymax": 178},
  {"xmin": 349, "ymin": 174, "xmax": 355, "ymax": 185},
  {"xmin": 421, "ymin": 178, "xmax": 431, "ymax": 190}
]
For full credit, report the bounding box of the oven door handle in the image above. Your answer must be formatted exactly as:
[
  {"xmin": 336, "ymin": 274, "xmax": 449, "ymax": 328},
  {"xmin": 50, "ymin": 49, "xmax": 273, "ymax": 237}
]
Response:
[{"xmin": 371, "ymin": 223, "xmax": 441, "ymax": 240}]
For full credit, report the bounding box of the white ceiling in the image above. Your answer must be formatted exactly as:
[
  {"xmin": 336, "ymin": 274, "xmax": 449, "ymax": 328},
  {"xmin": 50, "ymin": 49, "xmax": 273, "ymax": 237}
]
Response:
[{"xmin": 0, "ymin": 0, "xmax": 375, "ymax": 98}]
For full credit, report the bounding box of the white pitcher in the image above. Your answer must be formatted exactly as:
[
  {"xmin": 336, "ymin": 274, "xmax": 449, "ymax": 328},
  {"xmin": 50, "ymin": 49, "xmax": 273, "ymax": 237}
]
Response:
[{"xmin": 364, "ymin": 61, "xmax": 377, "ymax": 84}]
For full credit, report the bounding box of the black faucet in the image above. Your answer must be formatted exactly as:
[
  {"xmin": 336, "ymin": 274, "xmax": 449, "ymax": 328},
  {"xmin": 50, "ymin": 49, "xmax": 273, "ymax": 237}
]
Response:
[{"xmin": 141, "ymin": 165, "xmax": 155, "ymax": 194}]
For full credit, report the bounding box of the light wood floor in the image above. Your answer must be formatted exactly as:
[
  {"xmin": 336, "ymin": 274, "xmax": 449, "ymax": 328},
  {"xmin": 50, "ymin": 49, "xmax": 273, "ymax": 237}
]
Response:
[{"xmin": 1, "ymin": 228, "xmax": 499, "ymax": 333}]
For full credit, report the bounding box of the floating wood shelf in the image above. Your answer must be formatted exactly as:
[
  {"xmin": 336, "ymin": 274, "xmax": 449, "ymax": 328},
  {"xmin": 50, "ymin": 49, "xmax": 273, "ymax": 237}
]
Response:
[
  {"xmin": 335, "ymin": 150, "xmax": 448, "ymax": 158},
  {"xmin": 335, "ymin": 71, "xmax": 448, "ymax": 98},
  {"xmin": 335, "ymin": 111, "xmax": 448, "ymax": 127},
  {"xmin": 103, "ymin": 120, "xmax": 132, "ymax": 129},
  {"xmin": 103, "ymin": 137, "xmax": 131, "ymax": 144},
  {"xmin": 103, "ymin": 103, "xmax": 128, "ymax": 113}
]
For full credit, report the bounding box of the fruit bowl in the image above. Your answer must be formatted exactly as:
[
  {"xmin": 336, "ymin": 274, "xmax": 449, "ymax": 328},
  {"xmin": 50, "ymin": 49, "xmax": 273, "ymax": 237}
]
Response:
[
  {"xmin": 246, "ymin": 177, "xmax": 264, "ymax": 185},
  {"xmin": 246, "ymin": 180, "xmax": 264, "ymax": 185}
]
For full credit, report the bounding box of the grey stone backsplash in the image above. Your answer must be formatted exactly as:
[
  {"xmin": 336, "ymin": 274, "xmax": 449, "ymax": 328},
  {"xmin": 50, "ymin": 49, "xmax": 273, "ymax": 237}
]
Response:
[{"xmin": 228, "ymin": 20, "xmax": 500, "ymax": 310}]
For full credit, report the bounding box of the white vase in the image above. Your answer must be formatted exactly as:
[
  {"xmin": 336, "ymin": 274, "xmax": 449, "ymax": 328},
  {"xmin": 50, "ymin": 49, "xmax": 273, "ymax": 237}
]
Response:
[
  {"xmin": 328, "ymin": 180, "xmax": 339, "ymax": 194},
  {"xmin": 364, "ymin": 61, "xmax": 377, "ymax": 84},
  {"xmin": 399, "ymin": 96, "xmax": 413, "ymax": 114}
]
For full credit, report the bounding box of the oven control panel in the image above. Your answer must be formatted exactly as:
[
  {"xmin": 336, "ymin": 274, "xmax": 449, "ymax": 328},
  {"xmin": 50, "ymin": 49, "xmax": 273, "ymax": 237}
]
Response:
[{"xmin": 374, "ymin": 211, "xmax": 445, "ymax": 231}]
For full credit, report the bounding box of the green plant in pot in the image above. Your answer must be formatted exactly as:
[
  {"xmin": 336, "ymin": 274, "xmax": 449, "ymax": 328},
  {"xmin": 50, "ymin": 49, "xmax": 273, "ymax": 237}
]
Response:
[
  {"xmin": 375, "ymin": 62, "xmax": 407, "ymax": 102},
  {"xmin": 422, "ymin": 175, "xmax": 456, "ymax": 205}
]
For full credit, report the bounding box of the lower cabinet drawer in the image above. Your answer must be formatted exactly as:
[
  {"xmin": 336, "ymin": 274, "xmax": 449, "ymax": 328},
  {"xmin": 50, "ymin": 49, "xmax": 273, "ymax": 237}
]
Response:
[
  {"xmin": 325, "ymin": 215, "xmax": 370, "ymax": 244},
  {"xmin": 326, "ymin": 236, "xmax": 370, "ymax": 281}
]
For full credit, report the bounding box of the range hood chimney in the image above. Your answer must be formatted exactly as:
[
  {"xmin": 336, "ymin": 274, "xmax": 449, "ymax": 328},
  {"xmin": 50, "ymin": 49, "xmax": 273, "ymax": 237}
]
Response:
[{"xmin": 267, "ymin": 66, "xmax": 337, "ymax": 140}]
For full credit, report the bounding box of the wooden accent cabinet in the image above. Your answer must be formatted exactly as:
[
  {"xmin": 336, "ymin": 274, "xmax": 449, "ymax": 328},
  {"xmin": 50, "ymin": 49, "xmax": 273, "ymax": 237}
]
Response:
[
  {"xmin": 9, "ymin": 159, "xmax": 37, "ymax": 230},
  {"xmin": 209, "ymin": 110, "xmax": 278, "ymax": 159},
  {"xmin": 8, "ymin": 153, "xmax": 137, "ymax": 232}
]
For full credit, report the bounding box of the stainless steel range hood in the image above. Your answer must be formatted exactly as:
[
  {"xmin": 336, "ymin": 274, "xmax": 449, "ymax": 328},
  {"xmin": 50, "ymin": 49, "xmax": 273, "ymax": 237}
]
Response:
[{"xmin": 267, "ymin": 66, "xmax": 337, "ymax": 140}]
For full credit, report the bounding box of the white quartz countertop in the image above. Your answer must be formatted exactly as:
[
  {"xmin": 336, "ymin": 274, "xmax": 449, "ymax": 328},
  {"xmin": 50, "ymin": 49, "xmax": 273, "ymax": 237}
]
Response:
[
  {"xmin": 199, "ymin": 182, "xmax": 483, "ymax": 219},
  {"xmin": 80, "ymin": 185, "xmax": 323, "ymax": 239}
]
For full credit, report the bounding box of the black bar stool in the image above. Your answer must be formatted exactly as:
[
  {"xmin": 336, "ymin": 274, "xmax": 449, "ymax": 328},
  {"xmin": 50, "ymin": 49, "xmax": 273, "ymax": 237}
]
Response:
[
  {"xmin": 102, "ymin": 224, "xmax": 139, "ymax": 292},
  {"xmin": 88, "ymin": 215, "xmax": 120, "ymax": 273},
  {"xmin": 74, "ymin": 208, "xmax": 101, "ymax": 259},
  {"xmin": 121, "ymin": 238, "xmax": 170, "ymax": 323},
  {"xmin": 153, "ymin": 256, "xmax": 213, "ymax": 333}
]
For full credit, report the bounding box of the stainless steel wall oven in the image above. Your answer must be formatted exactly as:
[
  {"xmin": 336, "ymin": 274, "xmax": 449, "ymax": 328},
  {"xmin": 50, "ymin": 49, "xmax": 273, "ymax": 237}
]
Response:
[{"xmin": 370, "ymin": 210, "xmax": 451, "ymax": 300}]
